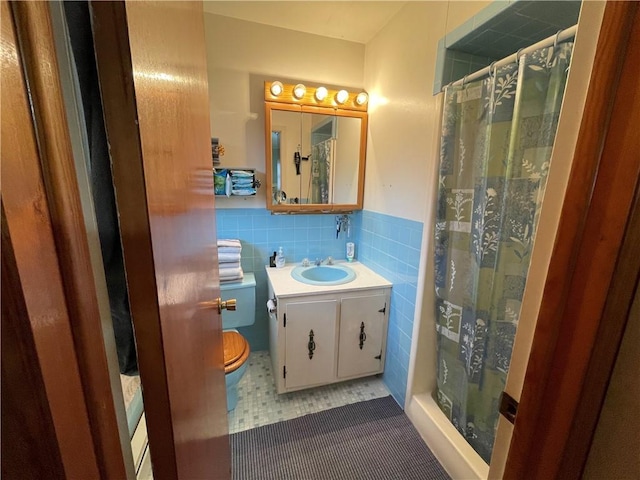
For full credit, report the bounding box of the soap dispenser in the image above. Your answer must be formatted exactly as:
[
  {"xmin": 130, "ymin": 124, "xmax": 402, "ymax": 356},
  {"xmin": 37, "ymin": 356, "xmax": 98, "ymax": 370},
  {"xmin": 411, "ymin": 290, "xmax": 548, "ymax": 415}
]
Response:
[{"xmin": 275, "ymin": 246, "xmax": 285, "ymax": 268}]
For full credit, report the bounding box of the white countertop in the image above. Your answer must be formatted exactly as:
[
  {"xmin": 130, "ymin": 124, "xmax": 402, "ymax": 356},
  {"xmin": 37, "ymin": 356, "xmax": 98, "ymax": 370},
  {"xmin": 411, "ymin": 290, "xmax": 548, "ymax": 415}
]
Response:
[{"xmin": 265, "ymin": 261, "xmax": 392, "ymax": 298}]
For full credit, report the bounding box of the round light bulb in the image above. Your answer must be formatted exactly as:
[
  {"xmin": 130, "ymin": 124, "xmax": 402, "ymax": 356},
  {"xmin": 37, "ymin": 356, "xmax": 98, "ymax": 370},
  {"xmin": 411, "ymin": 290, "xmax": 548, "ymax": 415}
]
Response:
[
  {"xmin": 355, "ymin": 92, "xmax": 369, "ymax": 106},
  {"xmin": 293, "ymin": 84, "xmax": 306, "ymax": 99},
  {"xmin": 270, "ymin": 81, "xmax": 283, "ymax": 96},
  {"xmin": 315, "ymin": 86, "xmax": 328, "ymax": 102},
  {"xmin": 336, "ymin": 89, "xmax": 349, "ymax": 104}
]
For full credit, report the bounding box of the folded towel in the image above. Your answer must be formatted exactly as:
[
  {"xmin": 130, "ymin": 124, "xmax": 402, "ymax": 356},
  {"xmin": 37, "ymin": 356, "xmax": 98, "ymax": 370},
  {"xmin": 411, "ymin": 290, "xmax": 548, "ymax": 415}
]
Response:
[
  {"xmin": 219, "ymin": 263, "xmax": 241, "ymax": 271},
  {"xmin": 220, "ymin": 275, "xmax": 243, "ymax": 283},
  {"xmin": 231, "ymin": 182, "xmax": 254, "ymax": 189},
  {"xmin": 231, "ymin": 177, "xmax": 253, "ymax": 185},
  {"xmin": 218, "ymin": 262, "xmax": 242, "ymax": 275},
  {"xmin": 220, "ymin": 267, "xmax": 243, "ymax": 280},
  {"xmin": 220, "ymin": 274, "xmax": 243, "ymax": 284},
  {"xmin": 230, "ymin": 170, "xmax": 253, "ymax": 178},
  {"xmin": 220, "ymin": 266, "xmax": 243, "ymax": 277},
  {"xmin": 218, "ymin": 246, "xmax": 241, "ymax": 255},
  {"xmin": 217, "ymin": 239, "xmax": 241, "ymax": 248},
  {"xmin": 220, "ymin": 276, "xmax": 242, "ymax": 282},
  {"xmin": 218, "ymin": 252, "xmax": 241, "ymax": 263},
  {"xmin": 231, "ymin": 189, "xmax": 256, "ymax": 196}
]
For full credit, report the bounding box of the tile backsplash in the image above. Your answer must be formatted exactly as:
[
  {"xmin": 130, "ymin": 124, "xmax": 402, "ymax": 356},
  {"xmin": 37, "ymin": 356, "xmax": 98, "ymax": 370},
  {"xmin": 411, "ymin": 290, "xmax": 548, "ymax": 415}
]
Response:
[
  {"xmin": 215, "ymin": 207, "xmax": 423, "ymax": 407},
  {"xmin": 215, "ymin": 208, "xmax": 350, "ymax": 351}
]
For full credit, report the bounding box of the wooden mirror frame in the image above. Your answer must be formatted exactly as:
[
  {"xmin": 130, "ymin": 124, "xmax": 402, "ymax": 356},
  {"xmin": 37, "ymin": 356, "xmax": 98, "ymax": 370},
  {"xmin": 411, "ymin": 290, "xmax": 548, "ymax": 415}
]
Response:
[{"xmin": 264, "ymin": 81, "xmax": 368, "ymax": 214}]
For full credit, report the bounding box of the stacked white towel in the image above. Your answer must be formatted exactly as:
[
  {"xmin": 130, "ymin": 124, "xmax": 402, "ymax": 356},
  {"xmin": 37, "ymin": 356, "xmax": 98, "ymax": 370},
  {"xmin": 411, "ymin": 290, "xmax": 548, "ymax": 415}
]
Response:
[
  {"xmin": 230, "ymin": 170, "xmax": 256, "ymax": 196},
  {"xmin": 217, "ymin": 239, "xmax": 243, "ymax": 283}
]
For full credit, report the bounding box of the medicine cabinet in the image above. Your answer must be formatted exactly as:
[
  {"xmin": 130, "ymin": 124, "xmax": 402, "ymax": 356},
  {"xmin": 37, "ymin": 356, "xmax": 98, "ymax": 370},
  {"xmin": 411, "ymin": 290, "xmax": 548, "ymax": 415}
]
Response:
[{"xmin": 264, "ymin": 81, "xmax": 368, "ymax": 213}]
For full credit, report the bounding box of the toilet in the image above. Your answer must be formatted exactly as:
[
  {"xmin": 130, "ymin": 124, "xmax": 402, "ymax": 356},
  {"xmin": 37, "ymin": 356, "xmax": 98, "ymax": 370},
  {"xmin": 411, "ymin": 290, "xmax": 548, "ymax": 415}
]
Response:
[{"xmin": 219, "ymin": 273, "xmax": 256, "ymax": 411}]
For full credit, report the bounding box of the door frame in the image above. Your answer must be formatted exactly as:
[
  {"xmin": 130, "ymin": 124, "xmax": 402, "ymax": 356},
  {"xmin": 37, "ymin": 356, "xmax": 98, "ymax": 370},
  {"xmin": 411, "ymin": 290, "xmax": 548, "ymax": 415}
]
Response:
[
  {"xmin": 504, "ymin": 2, "xmax": 640, "ymax": 478},
  {"xmin": 2, "ymin": 1, "xmax": 130, "ymax": 477}
]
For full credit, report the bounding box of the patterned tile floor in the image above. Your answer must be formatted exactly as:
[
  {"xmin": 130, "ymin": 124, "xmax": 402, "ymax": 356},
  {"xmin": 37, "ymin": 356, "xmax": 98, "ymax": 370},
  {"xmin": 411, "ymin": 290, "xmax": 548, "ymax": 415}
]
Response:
[
  {"xmin": 137, "ymin": 351, "xmax": 390, "ymax": 478},
  {"xmin": 228, "ymin": 351, "xmax": 391, "ymax": 434}
]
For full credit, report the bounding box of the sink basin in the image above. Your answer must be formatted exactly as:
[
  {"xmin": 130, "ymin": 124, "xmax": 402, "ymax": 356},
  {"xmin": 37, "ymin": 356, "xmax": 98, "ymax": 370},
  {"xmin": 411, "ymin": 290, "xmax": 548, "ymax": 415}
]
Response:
[{"xmin": 291, "ymin": 264, "xmax": 356, "ymax": 286}]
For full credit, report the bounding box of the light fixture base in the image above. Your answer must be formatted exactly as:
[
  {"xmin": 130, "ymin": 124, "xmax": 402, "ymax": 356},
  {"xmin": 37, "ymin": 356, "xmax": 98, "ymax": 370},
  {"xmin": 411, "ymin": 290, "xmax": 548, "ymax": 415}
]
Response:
[{"xmin": 264, "ymin": 81, "xmax": 368, "ymax": 112}]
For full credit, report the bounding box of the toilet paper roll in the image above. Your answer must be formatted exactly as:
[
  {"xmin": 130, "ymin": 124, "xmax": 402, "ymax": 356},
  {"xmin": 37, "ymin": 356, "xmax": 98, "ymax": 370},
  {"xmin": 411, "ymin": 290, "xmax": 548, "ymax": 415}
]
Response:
[{"xmin": 267, "ymin": 299, "xmax": 276, "ymax": 314}]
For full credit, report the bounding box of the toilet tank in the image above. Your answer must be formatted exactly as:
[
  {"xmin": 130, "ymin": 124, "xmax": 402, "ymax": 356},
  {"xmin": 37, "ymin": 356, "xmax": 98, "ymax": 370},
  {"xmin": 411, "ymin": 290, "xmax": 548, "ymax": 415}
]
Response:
[{"xmin": 219, "ymin": 273, "xmax": 256, "ymax": 329}]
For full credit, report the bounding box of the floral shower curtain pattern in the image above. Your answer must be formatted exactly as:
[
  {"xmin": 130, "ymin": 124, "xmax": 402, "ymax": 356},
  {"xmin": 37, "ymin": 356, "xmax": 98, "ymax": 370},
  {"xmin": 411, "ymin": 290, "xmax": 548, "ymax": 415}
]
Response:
[
  {"xmin": 311, "ymin": 138, "xmax": 332, "ymax": 204},
  {"xmin": 434, "ymin": 42, "xmax": 573, "ymax": 463}
]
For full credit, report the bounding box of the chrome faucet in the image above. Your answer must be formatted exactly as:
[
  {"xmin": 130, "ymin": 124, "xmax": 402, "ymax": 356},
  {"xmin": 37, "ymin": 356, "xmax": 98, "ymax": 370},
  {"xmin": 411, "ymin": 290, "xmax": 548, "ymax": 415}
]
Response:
[
  {"xmin": 315, "ymin": 256, "xmax": 333, "ymax": 266},
  {"xmin": 336, "ymin": 214, "xmax": 351, "ymax": 239}
]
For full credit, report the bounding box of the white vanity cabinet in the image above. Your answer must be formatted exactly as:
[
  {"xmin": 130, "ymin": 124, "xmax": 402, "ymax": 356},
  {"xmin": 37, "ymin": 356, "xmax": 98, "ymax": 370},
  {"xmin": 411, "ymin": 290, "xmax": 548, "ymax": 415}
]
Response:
[{"xmin": 266, "ymin": 262, "xmax": 392, "ymax": 394}]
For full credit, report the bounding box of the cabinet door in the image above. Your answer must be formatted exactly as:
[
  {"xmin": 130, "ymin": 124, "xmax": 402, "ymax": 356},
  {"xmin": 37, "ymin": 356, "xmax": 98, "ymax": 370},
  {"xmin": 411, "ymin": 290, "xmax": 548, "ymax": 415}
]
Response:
[
  {"xmin": 338, "ymin": 294, "xmax": 387, "ymax": 378},
  {"xmin": 285, "ymin": 299, "xmax": 337, "ymax": 390}
]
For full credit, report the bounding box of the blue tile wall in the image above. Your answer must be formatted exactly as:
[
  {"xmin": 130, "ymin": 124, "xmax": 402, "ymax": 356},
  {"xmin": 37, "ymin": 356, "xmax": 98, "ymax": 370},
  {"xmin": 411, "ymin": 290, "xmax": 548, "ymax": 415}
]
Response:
[
  {"xmin": 216, "ymin": 208, "xmax": 424, "ymax": 409},
  {"xmin": 352, "ymin": 210, "xmax": 423, "ymax": 407},
  {"xmin": 215, "ymin": 208, "xmax": 351, "ymax": 351}
]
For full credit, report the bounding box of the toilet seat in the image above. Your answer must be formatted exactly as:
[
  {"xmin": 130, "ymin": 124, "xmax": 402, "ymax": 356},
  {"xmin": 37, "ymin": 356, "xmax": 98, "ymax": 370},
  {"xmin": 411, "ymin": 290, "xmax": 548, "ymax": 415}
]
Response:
[{"xmin": 223, "ymin": 331, "xmax": 250, "ymax": 374}]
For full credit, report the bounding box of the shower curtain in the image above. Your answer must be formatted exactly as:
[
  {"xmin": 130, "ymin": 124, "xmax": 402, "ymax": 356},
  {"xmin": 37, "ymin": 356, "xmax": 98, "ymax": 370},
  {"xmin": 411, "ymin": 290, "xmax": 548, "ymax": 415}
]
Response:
[
  {"xmin": 311, "ymin": 138, "xmax": 333, "ymax": 204},
  {"xmin": 434, "ymin": 41, "xmax": 573, "ymax": 463}
]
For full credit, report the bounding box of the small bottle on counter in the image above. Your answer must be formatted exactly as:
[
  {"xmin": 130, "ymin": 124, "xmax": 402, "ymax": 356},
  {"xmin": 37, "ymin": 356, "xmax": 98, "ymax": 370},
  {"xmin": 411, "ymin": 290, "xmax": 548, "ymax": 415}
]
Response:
[
  {"xmin": 346, "ymin": 242, "xmax": 355, "ymax": 262},
  {"xmin": 275, "ymin": 246, "xmax": 285, "ymax": 268}
]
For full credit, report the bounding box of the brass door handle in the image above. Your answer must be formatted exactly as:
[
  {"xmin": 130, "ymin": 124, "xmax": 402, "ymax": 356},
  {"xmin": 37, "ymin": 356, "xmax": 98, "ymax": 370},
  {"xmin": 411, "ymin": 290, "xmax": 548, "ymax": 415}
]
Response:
[{"xmin": 200, "ymin": 298, "xmax": 237, "ymax": 314}]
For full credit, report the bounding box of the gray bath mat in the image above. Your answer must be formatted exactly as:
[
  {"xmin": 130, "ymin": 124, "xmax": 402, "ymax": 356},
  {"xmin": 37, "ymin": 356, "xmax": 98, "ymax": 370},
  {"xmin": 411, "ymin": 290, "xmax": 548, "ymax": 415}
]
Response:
[{"xmin": 230, "ymin": 395, "xmax": 450, "ymax": 479}]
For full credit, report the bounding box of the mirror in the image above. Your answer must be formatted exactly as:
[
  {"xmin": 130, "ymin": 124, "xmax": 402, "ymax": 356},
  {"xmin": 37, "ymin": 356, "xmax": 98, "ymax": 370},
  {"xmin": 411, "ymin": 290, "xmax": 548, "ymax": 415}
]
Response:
[{"xmin": 265, "ymin": 83, "xmax": 368, "ymax": 213}]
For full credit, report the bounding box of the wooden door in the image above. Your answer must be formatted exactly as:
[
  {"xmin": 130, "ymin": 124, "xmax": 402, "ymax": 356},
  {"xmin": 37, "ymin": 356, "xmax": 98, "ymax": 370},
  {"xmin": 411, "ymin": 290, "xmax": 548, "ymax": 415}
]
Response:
[
  {"xmin": 502, "ymin": 2, "xmax": 640, "ymax": 478},
  {"xmin": 91, "ymin": 2, "xmax": 230, "ymax": 479},
  {"xmin": 338, "ymin": 294, "xmax": 387, "ymax": 378},
  {"xmin": 3, "ymin": 1, "xmax": 230, "ymax": 478},
  {"xmin": 285, "ymin": 299, "xmax": 338, "ymax": 390}
]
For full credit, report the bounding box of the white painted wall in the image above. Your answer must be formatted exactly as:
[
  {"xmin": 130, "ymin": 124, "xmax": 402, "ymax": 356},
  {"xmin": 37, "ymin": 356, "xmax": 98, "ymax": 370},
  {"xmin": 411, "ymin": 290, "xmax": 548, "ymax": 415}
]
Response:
[
  {"xmin": 363, "ymin": 1, "xmax": 490, "ymax": 223},
  {"xmin": 203, "ymin": 14, "xmax": 365, "ymax": 208}
]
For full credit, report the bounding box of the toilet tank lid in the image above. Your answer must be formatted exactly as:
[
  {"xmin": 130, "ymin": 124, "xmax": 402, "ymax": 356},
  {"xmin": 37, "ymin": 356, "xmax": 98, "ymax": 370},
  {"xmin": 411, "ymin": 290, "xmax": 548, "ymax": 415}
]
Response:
[{"xmin": 219, "ymin": 272, "xmax": 255, "ymax": 291}]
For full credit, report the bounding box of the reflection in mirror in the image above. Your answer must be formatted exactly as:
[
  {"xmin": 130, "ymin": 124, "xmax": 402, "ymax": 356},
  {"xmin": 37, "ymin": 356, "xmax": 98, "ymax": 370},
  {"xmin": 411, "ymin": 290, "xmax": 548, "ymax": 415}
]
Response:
[
  {"xmin": 270, "ymin": 109, "xmax": 365, "ymax": 208},
  {"xmin": 270, "ymin": 111, "xmax": 363, "ymax": 206},
  {"xmin": 271, "ymin": 109, "xmax": 302, "ymax": 204},
  {"xmin": 304, "ymin": 112, "xmax": 334, "ymax": 204},
  {"xmin": 271, "ymin": 131, "xmax": 283, "ymax": 202},
  {"xmin": 327, "ymin": 116, "xmax": 361, "ymax": 205},
  {"xmin": 300, "ymin": 113, "xmax": 361, "ymax": 205}
]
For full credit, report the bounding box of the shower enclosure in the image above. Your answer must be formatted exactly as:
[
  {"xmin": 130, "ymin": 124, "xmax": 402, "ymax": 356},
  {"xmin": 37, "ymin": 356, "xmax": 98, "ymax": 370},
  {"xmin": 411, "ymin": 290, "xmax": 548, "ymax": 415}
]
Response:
[
  {"xmin": 404, "ymin": 4, "xmax": 611, "ymax": 476},
  {"xmin": 433, "ymin": 40, "xmax": 574, "ymax": 462}
]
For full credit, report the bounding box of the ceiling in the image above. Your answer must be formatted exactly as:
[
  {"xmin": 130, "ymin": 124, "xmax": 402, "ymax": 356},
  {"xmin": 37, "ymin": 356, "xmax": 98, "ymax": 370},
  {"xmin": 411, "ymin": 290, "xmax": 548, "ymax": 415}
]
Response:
[{"xmin": 201, "ymin": 1, "xmax": 407, "ymax": 44}]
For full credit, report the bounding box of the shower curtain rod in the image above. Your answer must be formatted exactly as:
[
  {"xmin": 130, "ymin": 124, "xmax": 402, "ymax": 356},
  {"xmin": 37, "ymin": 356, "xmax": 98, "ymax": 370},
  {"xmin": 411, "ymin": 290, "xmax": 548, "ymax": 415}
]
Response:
[{"xmin": 449, "ymin": 24, "xmax": 578, "ymax": 88}]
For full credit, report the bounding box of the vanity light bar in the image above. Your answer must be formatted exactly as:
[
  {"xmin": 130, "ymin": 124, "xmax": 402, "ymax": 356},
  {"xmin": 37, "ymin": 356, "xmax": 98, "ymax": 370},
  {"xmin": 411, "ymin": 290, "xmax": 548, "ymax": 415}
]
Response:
[{"xmin": 264, "ymin": 81, "xmax": 368, "ymax": 112}]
